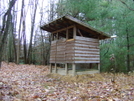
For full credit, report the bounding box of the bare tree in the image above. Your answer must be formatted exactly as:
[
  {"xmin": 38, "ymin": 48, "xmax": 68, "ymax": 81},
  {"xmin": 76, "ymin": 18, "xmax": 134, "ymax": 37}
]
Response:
[
  {"xmin": 16, "ymin": 0, "xmax": 25, "ymax": 64},
  {"xmin": 27, "ymin": 0, "xmax": 38, "ymax": 64},
  {"xmin": 119, "ymin": 0, "xmax": 134, "ymax": 11},
  {"xmin": 0, "ymin": 0, "xmax": 17, "ymax": 67}
]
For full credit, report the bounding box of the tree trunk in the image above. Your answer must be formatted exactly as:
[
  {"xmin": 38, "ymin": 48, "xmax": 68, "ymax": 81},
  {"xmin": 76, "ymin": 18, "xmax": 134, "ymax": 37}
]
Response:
[
  {"xmin": 27, "ymin": 0, "xmax": 38, "ymax": 64},
  {"xmin": 126, "ymin": 28, "xmax": 130, "ymax": 72},
  {"xmin": 17, "ymin": 0, "xmax": 24, "ymax": 64},
  {"xmin": 22, "ymin": 20, "xmax": 27, "ymax": 64},
  {"xmin": 0, "ymin": 0, "xmax": 17, "ymax": 68}
]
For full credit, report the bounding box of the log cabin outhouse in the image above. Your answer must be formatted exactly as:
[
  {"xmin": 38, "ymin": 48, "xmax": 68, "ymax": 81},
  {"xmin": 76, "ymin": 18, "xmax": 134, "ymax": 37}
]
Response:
[{"xmin": 41, "ymin": 16, "xmax": 110, "ymax": 76}]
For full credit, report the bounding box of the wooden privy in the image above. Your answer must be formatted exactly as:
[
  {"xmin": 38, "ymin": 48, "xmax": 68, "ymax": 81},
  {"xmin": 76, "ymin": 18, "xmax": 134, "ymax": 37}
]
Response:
[{"xmin": 41, "ymin": 16, "xmax": 110, "ymax": 75}]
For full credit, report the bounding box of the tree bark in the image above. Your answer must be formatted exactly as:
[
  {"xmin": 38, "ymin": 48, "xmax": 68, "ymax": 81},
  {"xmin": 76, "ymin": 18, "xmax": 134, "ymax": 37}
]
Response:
[
  {"xmin": 27, "ymin": 0, "xmax": 38, "ymax": 64},
  {"xmin": 0, "ymin": 0, "xmax": 17, "ymax": 68},
  {"xmin": 22, "ymin": 20, "xmax": 27, "ymax": 64},
  {"xmin": 17, "ymin": 0, "xmax": 24, "ymax": 64},
  {"xmin": 126, "ymin": 28, "xmax": 130, "ymax": 72}
]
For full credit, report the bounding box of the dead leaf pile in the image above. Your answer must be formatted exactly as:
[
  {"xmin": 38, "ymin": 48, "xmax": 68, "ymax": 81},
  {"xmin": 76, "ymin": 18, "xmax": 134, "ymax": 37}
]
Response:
[{"xmin": 0, "ymin": 62, "xmax": 134, "ymax": 101}]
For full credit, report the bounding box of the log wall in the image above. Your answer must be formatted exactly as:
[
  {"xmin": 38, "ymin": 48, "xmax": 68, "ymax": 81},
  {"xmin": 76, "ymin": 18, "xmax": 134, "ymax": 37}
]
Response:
[{"xmin": 50, "ymin": 36, "xmax": 100, "ymax": 63}]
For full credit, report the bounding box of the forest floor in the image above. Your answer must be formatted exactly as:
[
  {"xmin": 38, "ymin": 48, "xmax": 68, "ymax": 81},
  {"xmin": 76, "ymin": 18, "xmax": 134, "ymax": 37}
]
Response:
[{"xmin": 0, "ymin": 62, "xmax": 134, "ymax": 101}]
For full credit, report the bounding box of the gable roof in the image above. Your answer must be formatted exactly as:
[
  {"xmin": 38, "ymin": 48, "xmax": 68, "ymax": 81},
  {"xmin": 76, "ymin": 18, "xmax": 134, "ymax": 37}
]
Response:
[{"xmin": 40, "ymin": 16, "xmax": 110, "ymax": 40}]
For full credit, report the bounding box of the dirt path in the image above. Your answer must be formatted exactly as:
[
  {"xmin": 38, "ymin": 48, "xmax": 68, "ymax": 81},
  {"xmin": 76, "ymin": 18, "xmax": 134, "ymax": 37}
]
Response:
[{"xmin": 0, "ymin": 62, "xmax": 134, "ymax": 101}]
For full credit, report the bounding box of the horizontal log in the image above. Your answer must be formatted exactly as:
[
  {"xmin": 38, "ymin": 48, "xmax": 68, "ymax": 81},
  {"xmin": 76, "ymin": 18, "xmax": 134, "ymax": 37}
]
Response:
[
  {"xmin": 75, "ymin": 54, "xmax": 100, "ymax": 57},
  {"xmin": 56, "ymin": 58, "xmax": 65, "ymax": 60},
  {"xmin": 50, "ymin": 58, "xmax": 56, "ymax": 60},
  {"xmin": 65, "ymin": 47, "xmax": 99, "ymax": 52},
  {"xmin": 75, "ymin": 49, "xmax": 99, "ymax": 54},
  {"xmin": 55, "ymin": 56, "xmax": 65, "ymax": 58},
  {"xmin": 51, "ymin": 43, "xmax": 99, "ymax": 49},
  {"xmin": 50, "ymin": 58, "xmax": 65, "ymax": 61},
  {"xmin": 50, "ymin": 61, "xmax": 75, "ymax": 64},
  {"xmin": 50, "ymin": 54, "xmax": 56, "ymax": 56},
  {"xmin": 65, "ymin": 49, "xmax": 75, "ymax": 51},
  {"xmin": 51, "ymin": 40, "xmax": 57, "ymax": 44},
  {"xmin": 74, "ymin": 61, "xmax": 100, "ymax": 63},
  {"xmin": 57, "ymin": 42, "xmax": 66, "ymax": 44},
  {"xmin": 50, "ymin": 49, "xmax": 56, "ymax": 51},
  {"xmin": 56, "ymin": 53, "xmax": 65, "ymax": 55},
  {"xmin": 66, "ymin": 43, "xmax": 75, "ymax": 46},
  {"xmin": 57, "ymin": 46, "xmax": 65, "ymax": 48},
  {"xmin": 51, "ymin": 55, "xmax": 65, "ymax": 58},
  {"xmin": 74, "ymin": 57, "xmax": 100, "ymax": 60},
  {"xmin": 74, "ymin": 49, "xmax": 99, "ymax": 52},
  {"xmin": 57, "ymin": 49, "xmax": 65, "ymax": 51},
  {"xmin": 66, "ymin": 42, "xmax": 75, "ymax": 45},
  {"xmin": 65, "ymin": 57, "xmax": 74, "ymax": 59},
  {"xmin": 65, "ymin": 51, "xmax": 75, "ymax": 54},
  {"xmin": 65, "ymin": 54, "xmax": 99, "ymax": 58},
  {"xmin": 65, "ymin": 48, "xmax": 75, "ymax": 51},
  {"xmin": 50, "ymin": 54, "xmax": 100, "ymax": 58},
  {"xmin": 50, "ymin": 61, "xmax": 66, "ymax": 63},
  {"xmin": 75, "ymin": 47, "xmax": 99, "ymax": 51},
  {"xmin": 52, "ymin": 25, "xmax": 75, "ymax": 34},
  {"xmin": 65, "ymin": 52, "xmax": 99, "ymax": 55},
  {"xmin": 50, "ymin": 59, "xmax": 65, "ymax": 61},
  {"xmin": 51, "ymin": 45, "xmax": 57, "ymax": 47},
  {"xmin": 51, "ymin": 45, "xmax": 56, "ymax": 48},
  {"xmin": 75, "ymin": 36, "xmax": 99, "ymax": 42},
  {"xmin": 50, "ymin": 53, "xmax": 56, "ymax": 56},
  {"xmin": 75, "ymin": 56, "xmax": 99, "ymax": 59},
  {"xmin": 75, "ymin": 50, "xmax": 99, "ymax": 54},
  {"xmin": 74, "ymin": 47, "xmax": 99, "ymax": 50},
  {"xmin": 52, "ymin": 52, "xmax": 100, "ymax": 56},
  {"xmin": 75, "ymin": 37, "xmax": 98, "ymax": 42},
  {"xmin": 50, "ymin": 52, "xmax": 56, "ymax": 54},
  {"xmin": 75, "ymin": 39, "xmax": 98, "ymax": 44},
  {"xmin": 75, "ymin": 40, "xmax": 99, "ymax": 46},
  {"xmin": 50, "ymin": 49, "xmax": 57, "ymax": 51},
  {"xmin": 75, "ymin": 43, "xmax": 99, "ymax": 48},
  {"xmin": 57, "ymin": 44, "xmax": 66, "ymax": 46},
  {"xmin": 65, "ymin": 54, "xmax": 74, "ymax": 56},
  {"xmin": 51, "ymin": 44, "xmax": 57, "ymax": 46},
  {"xmin": 66, "ymin": 39, "xmax": 75, "ymax": 42},
  {"xmin": 55, "ymin": 62, "xmax": 66, "ymax": 63},
  {"xmin": 50, "ymin": 51, "xmax": 56, "ymax": 53}
]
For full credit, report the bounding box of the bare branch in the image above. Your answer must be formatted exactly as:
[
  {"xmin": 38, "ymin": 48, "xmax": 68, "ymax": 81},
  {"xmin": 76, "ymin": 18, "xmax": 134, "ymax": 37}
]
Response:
[{"xmin": 119, "ymin": 0, "xmax": 134, "ymax": 11}]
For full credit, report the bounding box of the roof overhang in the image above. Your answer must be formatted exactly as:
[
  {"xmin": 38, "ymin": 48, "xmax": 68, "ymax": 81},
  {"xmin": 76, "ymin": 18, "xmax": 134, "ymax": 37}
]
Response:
[{"xmin": 41, "ymin": 16, "xmax": 110, "ymax": 40}]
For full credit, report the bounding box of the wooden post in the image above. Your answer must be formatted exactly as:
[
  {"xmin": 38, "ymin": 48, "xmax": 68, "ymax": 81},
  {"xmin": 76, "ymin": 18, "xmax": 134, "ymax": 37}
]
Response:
[
  {"xmin": 51, "ymin": 34, "xmax": 54, "ymax": 41},
  {"xmin": 98, "ymin": 63, "xmax": 100, "ymax": 73},
  {"xmin": 72, "ymin": 63, "xmax": 76, "ymax": 76},
  {"xmin": 57, "ymin": 32, "xmax": 59, "ymax": 40},
  {"xmin": 65, "ymin": 29, "xmax": 68, "ymax": 75},
  {"xmin": 65, "ymin": 63, "xmax": 68, "ymax": 75},
  {"xmin": 73, "ymin": 26, "xmax": 76, "ymax": 39},
  {"xmin": 49, "ymin": 63, "xmax": 52, "ymax": 73},
  {"xmin": 54, "ymin": 63, "xmax": 57, "ymax": 73},
  {"xmin": 89, "ymin": 63, "xmax": 92, "ymax": 69},
  {"xmin": 66, "ymin": 29, "xmax": 69, "ymax": 40}
]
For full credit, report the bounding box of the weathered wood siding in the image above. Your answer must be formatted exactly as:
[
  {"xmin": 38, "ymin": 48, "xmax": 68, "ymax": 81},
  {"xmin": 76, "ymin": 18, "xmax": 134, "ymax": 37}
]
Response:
[
  {"xmin": 50, "ymin": 39, "xmax": 66, "ymax": 63},
  {"xmin": 50, "ymin": 36, "xmax": 100, "ymax": 63},
  {"xmin": 74, "ymin": 36, "xmax": 100, "ymax": 63}
]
